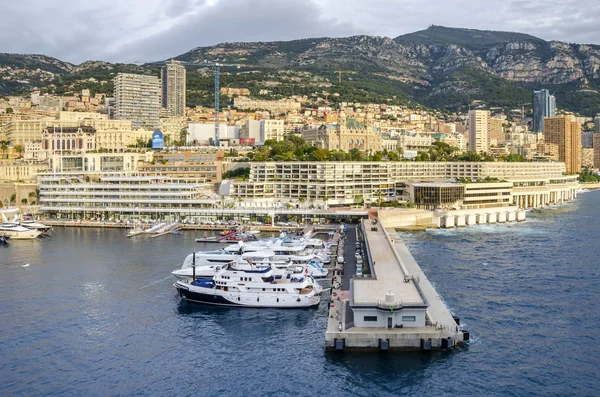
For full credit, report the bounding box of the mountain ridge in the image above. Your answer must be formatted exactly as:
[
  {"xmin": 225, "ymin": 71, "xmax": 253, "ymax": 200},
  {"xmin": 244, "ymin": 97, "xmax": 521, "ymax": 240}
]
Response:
[{"xmin": 1, "ymin": 25, "xmax": 600, "ymax": 115}]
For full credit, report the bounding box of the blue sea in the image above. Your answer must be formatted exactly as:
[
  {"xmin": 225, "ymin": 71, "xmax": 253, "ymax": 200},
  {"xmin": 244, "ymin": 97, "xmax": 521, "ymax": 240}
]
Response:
[{"xmin": 1, "ymin": 191, "xmax": 599, "ymax": 396}]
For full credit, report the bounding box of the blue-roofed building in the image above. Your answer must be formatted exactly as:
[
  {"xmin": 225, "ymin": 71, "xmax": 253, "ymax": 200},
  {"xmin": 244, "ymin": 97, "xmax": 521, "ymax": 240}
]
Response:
[{"xmin": 152, "ymin": 129, "xmax": 164, "ymax": 149}]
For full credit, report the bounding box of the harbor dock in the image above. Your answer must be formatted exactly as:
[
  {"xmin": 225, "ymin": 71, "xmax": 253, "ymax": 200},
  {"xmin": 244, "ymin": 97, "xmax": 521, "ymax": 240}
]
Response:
[{"xmin": 325, "ymin": 219, "xmax": 466, "ymax": 351}]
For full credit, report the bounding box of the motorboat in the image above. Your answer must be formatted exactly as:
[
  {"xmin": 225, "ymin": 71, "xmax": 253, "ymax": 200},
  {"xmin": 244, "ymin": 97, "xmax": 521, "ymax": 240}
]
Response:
[
  {"xmin": 173, "ymin": 250, "xmax": 292, "ymax": 279},
  {"xmin": 0, "ymin": 223, "xmax": 41, "ymax": 239},
  {"xmin": 15, "ymin": 216, "xmax": 53, "ymax": 233},
  {"xmin": 223, "ymin": 238, "xmax": 328, "ymax": 264},
  {"xmin": 173, "ymin": 263, "xmax": 322, "ymax": 308}
]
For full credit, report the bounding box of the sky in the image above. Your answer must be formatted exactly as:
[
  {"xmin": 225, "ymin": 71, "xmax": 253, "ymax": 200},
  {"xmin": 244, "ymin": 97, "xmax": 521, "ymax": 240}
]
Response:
[{"xmin": 1, "ymin": 0, "xmax": 598, "ymax": 64}]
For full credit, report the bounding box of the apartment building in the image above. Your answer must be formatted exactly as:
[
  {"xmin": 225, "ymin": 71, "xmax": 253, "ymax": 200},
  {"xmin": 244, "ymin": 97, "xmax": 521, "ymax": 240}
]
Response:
[
  {"xmin": 468, "ymin": 110, "xmax": 489, "ymax": 153},
  {"xmin": 544, "ymin": 116, "xmax": 582, "ymax": 173},
  {"xmin": 594, "ymin": 133, "xmax": 600, "ymax": 169},
  {"xmin": 161, "ymin": 61, "xmax": 186, "ymax": 117},
  {"xmin": 233, "ymin": 97, "xmax": 301, "ymax": 113},
  {"xmin": 114, "ymin": 73, "xmax": 161, "ymax": 129},
  {"xmin": 488, "ymin": 117, "xmax": 505, "ymax": 146}
]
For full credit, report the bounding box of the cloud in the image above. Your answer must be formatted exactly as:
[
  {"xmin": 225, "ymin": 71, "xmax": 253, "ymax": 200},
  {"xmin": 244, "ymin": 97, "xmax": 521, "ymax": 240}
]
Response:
[
  {"xmin": 0, "ymin": 0, "xmax": 599, "ymax": 64},
  {"xmin": 107, "ymin": 0, "xmax": 365, "ymax": 63}
]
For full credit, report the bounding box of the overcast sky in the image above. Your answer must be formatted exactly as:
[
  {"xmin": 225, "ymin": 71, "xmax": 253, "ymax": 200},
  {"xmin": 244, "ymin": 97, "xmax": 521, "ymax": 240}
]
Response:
[{"xmin": 1, "ymin": 0, "xmax": 598, "ymax": 64}]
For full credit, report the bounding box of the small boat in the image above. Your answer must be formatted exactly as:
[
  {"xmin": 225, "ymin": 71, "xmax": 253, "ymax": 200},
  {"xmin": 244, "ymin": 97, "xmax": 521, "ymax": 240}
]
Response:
[
  {"xmin": 171, "ymin": 231, "xmax": 183, "ymax": 235},
  {"xmin": 174, "ymin": 263, "xmax": 322, "ymax": 308},
  {"xmin": 144, "ymin": 222, "xmax": 166, "ymax": 234},
  {"xmin": 127, "ymin": 227, "xmax": 145, "ymax": 238},
  {"xmin": 0, "ymin": 235, "xmax": 9, "ymax": 244},
  {"xmin": 0, "ymin": 223, "xmax": 41, "ymax": 240}
]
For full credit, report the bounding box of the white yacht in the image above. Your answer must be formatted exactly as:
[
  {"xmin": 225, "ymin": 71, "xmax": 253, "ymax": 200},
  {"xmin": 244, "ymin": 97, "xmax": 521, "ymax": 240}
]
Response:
[
  {"xmin": 0, "ymin": 223, "xmax": 41, "ymax": 240},
  {"xmin": 223, "ymin": 238, "xmax": 329, "ymax": 264},
  {"xmin": 173, "ymin": 250, "xmax": 290, "ymax": 279},
  {"xmin": 173, "ymin": 264, "xmax": 322, "ymax": 308},
  {"xmin": 172, "ymin": 252, "xmax": 328, "ymax": 280},
  {"xmin": 12, "ymin": 216, "xmax": 53, "ymax": 233}
]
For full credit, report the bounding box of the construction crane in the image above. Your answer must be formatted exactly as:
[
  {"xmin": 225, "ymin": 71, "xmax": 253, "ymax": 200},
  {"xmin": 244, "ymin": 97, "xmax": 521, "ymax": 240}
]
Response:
[
  {"xmin": 518, "ymin": 103, "xmax": 532, "ymax": 119},
  {"xmin": 137, "ymin": 59, "xmax": 239, "ymax": 146},
  {"xmin": 334, "ymin": 70, "xmax": 356, "ymax": 84}
]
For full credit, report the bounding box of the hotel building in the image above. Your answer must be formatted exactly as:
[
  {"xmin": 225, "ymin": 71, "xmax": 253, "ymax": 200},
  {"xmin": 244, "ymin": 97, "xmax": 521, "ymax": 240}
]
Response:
[{"xmin": 224, "ymin": 161, "xmax": 578, "ymax": 208}]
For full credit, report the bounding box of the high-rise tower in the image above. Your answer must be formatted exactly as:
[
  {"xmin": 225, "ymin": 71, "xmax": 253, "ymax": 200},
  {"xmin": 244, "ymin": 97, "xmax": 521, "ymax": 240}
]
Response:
[
  {"xmin": 532, "ymin": 89, "xmax": 556, "ymax": 133},
  {"xmin": 161, "ymin": 60, "xmax": 186, "ymax": 117},
  {"xmin": 114, "ymin": 73, "xmax": 160, "ymax": 129}
]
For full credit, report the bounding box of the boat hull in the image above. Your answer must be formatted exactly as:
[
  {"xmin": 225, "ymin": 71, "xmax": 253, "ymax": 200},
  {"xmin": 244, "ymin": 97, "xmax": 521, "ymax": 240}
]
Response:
[
  {"xmin": 0, "ymin": 230, "xmax": 41, "ymax": 239},
  {"xmin": 174, "ymin": 283, "xmax": 320, "ymax": 308}
]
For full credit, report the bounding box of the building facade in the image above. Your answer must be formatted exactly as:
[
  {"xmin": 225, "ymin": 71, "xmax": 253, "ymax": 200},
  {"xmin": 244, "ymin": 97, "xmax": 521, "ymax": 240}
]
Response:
[
  {"xmin": 302, "ymin": 115, "xmax": 382, "ymax": 152},
  {"xmin": 223, "ymin": 161, "xmax": 578, "ymax": 208},
  {"xmin": 161, "ymin": 61, "xmax": 186, "ymax": 117},
  {"xmin": 532, "ymin": 89, "xmax": 556, "ymax": 133},
  {"xmin": 594, "ymin": 133, "xmax": 600, "ymax": 169},
  {"xmin": 468, "ymin": 110, "xmax": 489, "ymax": 153},
  {"xmin": 488, "ymin": 117, "xmax": 505, "ymax": 146},
  {"xmin": 114, "ymin": 73, "xmax": 161, "ymax": 129},
  {"xmin": 544, "ymin": 116, "xmax": 582, "ymax": 173}
]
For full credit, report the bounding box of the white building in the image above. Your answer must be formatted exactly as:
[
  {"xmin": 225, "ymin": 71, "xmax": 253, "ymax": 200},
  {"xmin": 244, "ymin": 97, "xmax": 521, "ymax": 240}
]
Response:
[
  {"xmin": 240, "ymin": 120, "xmax": 264, "ymax": 144},
  {"xmin": 468, "ymin": 110, "xmax": 490, "ymax": 153},
  {"xmin": 188, "ymin": 124, "xmax": 238, "ymax": 145},
  {"xmin": 114, "ymin": 73, "xmax": 161, "ymax": 129}
]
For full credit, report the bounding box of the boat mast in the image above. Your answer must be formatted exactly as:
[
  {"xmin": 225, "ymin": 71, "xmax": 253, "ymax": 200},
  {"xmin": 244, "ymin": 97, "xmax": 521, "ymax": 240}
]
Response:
[{"xmin": 192, "ymin": 248, "xmax": 196, "ymax": 281}]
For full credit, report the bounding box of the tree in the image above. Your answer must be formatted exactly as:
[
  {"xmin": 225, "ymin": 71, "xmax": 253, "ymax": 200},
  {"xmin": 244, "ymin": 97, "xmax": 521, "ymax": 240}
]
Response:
[
  {"xmin": 0, "ymin": 140, "xmax": 9, "ymax": 159},
  {"xmin": 9, "ymin": 193, "xmax": 16, "ymax": 204},
  {"xmin": 354, "ymin": 194, "xmax": 364, "ymax": 208},
  {"xmin": 5, "ymin": 108, "xmax": 13, "ymax": 114},
  {"xmin": 14, "ymin": 144, "xmax": 24, "ymax": 158},
  {"xmin": 21, "ymin": 198, "xmax": 28, "ymax": 205}
]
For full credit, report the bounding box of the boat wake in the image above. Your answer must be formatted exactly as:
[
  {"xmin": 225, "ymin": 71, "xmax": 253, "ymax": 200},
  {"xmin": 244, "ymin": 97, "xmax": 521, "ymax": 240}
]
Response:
[{"xmin": 138, "ymin": 275, "xmax": 173, "ymax": 289}]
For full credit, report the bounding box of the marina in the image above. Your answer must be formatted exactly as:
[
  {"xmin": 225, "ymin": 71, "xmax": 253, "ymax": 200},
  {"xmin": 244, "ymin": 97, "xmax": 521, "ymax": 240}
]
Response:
[{"xmin": 1, "ymin": 191, "xmax": 599, "ymax": 396}]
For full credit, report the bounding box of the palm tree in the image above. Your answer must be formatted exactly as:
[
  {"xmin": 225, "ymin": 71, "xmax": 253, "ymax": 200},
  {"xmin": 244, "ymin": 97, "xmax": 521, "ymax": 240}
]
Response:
[{"xmin": 0, "ymin": 140, "xmax": 8, "ymax": 159}]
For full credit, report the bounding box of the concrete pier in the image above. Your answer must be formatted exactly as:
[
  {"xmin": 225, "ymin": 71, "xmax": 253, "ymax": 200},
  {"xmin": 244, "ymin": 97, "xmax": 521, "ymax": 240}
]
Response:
[{"xmin": 325, "ymin": 220, "xmax": 464, "ymax": 351}]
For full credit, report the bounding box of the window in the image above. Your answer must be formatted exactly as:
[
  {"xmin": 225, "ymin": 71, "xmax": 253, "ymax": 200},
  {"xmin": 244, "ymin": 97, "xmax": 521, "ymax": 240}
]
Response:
[
  {"xmin": 402, "ymin": 316, "xmax": 416, "ymax": 322},
  {"xmin": 364, "ymin": 316, "xmax": 378, "ymax": 322}
]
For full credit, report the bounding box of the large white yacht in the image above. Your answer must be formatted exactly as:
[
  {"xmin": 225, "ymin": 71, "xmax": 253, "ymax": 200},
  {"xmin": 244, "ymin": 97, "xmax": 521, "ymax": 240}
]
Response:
[
  {"xmin": 173, "ymin": 264, "xmax": 322, "ymax": 308},
  {"xmin": 223, "ymin": 238, "xmax": 330, "ymax": 264},
  {"xmin": 172, "ymin": 251, "xmax": 328, "ymax": 279},
  {"xmin": 0, "ymin": 223, "xmax": 41, "ymax": 239},
  {"xmin": 11, "ymin": 215, "xmax": 52, "ymax": 233}
]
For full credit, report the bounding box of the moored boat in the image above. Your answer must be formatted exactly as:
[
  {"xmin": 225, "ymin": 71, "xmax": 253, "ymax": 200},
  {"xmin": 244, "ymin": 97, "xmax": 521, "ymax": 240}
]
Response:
[
  {"xmin": 174, "ymin": 263, "xmax": 322, "ymax": 308},
  {"xmin": 0, "ymin": 223, "xmax": 41, "ymax": 240}
]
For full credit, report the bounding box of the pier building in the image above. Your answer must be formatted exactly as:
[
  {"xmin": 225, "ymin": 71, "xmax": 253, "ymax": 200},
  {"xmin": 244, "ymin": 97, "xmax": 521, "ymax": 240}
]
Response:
[{"xmin": 326, "ymin": 220, "xmax": 464, "ymax": 350}]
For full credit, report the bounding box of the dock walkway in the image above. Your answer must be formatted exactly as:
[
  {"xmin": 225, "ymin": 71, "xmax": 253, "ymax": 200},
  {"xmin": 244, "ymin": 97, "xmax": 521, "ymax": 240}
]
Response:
[{"xmin": 325, "ymin": 219, "xmax": 465, "ymax": 351}]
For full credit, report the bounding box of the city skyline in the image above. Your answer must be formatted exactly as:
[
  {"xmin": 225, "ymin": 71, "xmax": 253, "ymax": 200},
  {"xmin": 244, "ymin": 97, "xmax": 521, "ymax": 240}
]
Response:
[{"xmin": 1, "ymin": 0, "xmax": 599, "ymax": 63}]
